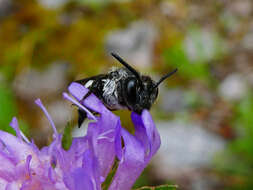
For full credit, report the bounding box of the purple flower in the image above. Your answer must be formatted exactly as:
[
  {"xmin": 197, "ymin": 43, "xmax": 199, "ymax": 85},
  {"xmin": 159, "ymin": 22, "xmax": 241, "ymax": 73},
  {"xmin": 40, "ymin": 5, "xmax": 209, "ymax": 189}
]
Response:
[{"xmin": 0, "ymin": 82, "xmax": 160, "ymax": 190}]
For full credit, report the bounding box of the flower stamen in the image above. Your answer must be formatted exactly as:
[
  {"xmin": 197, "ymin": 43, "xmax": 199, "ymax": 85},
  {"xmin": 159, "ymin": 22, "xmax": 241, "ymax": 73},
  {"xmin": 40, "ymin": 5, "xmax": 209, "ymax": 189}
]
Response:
[
  {"xmin": 35, "ymin": 99, "xmax": 58, "ymax": 135},
  {"xmin": 10, "ymin": 117, "xmax": 30, "ymax": 143},
  {"xmin": 62, "ymin": 92, "xmax": 97, "ymax": 121}
]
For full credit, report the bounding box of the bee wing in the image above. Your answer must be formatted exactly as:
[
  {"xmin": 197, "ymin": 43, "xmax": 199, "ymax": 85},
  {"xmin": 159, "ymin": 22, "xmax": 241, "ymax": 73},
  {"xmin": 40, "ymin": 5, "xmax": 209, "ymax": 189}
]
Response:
[
  {"xmin": 75, "ymin": 74, "xmax": 107, "ymax": 127},
  {"xmin": 75, "ymin": 74, "xmax": 107, "ymax": 86}
]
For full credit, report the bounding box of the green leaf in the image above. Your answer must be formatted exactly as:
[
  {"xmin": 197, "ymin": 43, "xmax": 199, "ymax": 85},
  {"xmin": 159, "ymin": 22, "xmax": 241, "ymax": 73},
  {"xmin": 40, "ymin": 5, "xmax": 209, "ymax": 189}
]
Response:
[
  {"xmin": 134, "ymin": 184, "xmax": 178, "ymax": 190},
  {"xmin": 61, "ymin": 122, "xmax": 73, "ymax": 150},
  {"xmin": 163, "ymin": 42, "xmax": 210, "ymax": 81},
  {"xmin": 102, "ymin": 158, "xmax": 119, "ymax": 190},
  {"xmin": 0, "ymin": 84, "xmax": 17, "ymax": 133}
]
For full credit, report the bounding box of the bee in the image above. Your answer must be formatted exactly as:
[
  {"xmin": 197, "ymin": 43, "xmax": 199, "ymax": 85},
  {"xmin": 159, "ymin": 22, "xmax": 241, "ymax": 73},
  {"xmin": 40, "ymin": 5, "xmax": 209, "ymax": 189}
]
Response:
[{"xmin": 75, "ymin": 52, "xmax": 177, "ymax": 127}]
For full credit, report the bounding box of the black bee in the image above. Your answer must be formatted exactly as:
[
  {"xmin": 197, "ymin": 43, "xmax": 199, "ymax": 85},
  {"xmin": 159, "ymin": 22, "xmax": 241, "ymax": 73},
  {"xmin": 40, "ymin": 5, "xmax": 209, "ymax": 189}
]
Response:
[{"xmin": 75, "ymin": 52, "xmax": 177, "ymax": 127}]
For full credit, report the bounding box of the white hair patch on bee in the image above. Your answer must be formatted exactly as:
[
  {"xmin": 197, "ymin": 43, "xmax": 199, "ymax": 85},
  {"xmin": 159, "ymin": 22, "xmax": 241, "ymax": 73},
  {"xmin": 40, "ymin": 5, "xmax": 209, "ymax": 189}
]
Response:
[
  {"xmin": 109, "ymin": 66, "xmax": 118, "ymax": 72},
  {"xmin": 84, "ymin": 80, "xmax": 94, "ymax": 88},
  {"xmin": 117, "ymin": 68, "xmax": 129, "ymax": 78},
  {"xmin": 101, "ymin": 68, "xmax": 130, "ymax": 110},
  {"xmin": 102, "ymin": 78, "xmax": 118, "ymax": 108},
  {"xmin": 102, "ymin": 79, "xmax": 116, "ymax": 96}
]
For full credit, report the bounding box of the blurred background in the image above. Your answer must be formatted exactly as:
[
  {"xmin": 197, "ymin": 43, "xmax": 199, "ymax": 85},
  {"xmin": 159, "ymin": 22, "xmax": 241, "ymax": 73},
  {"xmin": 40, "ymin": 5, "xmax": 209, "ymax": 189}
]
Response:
[{"xmin": 0, "ymin": 0, "xmax": 253, "ymax": 189}]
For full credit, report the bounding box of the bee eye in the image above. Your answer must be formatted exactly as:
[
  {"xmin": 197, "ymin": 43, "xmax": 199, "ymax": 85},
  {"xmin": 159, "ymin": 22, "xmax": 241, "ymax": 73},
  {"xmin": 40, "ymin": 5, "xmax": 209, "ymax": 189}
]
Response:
[{"xmin": 126, "ymin": 79, "xmax": 137, "ymax": 103}]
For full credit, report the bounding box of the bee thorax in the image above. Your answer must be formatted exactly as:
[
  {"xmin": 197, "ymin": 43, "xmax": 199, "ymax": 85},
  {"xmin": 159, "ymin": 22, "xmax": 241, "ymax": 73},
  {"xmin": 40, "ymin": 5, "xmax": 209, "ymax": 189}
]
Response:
[{"xmin": 101, "ymin": 69, "xmax": 128, "ymax": 110}]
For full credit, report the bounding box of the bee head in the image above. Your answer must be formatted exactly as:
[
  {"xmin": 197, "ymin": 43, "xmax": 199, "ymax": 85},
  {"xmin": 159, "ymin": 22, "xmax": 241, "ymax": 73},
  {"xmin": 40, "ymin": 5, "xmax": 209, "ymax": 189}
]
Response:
[
  {"xmin": 122, "ymin": 75, "xmax": 158, "ymax": 113},
  {"xmin": 111, "ymin": 52, "xmax": 177, "ymax": 114}
]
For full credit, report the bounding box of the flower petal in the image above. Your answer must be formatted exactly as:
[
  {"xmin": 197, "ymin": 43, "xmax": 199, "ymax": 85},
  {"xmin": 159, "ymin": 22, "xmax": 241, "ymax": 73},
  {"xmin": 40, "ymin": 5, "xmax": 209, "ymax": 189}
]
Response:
[
  {"xmin": 132, "ymin": 110, "xmax": 161, "ymax": 161},
  {"xmin": 70, "ymin": 168, "xmax": 94, "ymax": 190},
  {"xmin": 82, "ymin": 149, "xmax": 101, "ymax": 190},
  {"xmin": 114, "ymin": 122, "xmax": 123, "ymax": 160},
  {"xmin": 141, "ymin": 110, "xmax": 161, "ymax": 160},
  {"xmin": 0, "ymin": 178, "xmax": 8, "ymax": 189},
  {"xmin": 66, "ymin": 82, "xmax": 120, "ymax": 178},
  {"xmin": 109, "ymin": 110, "xmax": 161, "ymax": 190},
  {"xmin": 109, "ymin": 128, "xmax": 145, "ymax": 190},
  {"xmin": 0, "ymin": 82, "xmax": 161, "ymax": 190},
  {"xmin": 86, "ymin": 119, "xmax": 117, "ymax": 179},
  {"xmin": 67, "ymin": 82, "xmax": 108, "ymax": 114},
  {"xmin": 0, "ymin": 131, "xmax": 40, "ymax": 169}
]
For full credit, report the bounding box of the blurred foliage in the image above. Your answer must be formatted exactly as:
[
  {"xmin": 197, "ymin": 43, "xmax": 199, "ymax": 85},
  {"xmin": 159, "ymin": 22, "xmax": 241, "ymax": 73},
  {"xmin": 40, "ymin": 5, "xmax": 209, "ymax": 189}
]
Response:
[
  {"xmin": 134, "ymin": 168, "xmax": 152, "ymax": 188},
  {"xmin": 0, "ymin": 0, "xmax": 253, "ymax": 189},
  {"xmin": 0, "ymin": 83, "xmax": 29, "ymax": 135},
  {"xmin": 102, "ymin": 158, "xmax": 119, "ymax": 190},
  {"xmin": 0, "ymin": 0, "xmax": 137, "ymax": 80},
  {"xmin": 163, "ymin": 41, "xmax": 211, "ymax": 81},
  {"xmin": 163, "ymin": 27, "xmax": 226, "ymax": 82},
  {"xmin": 215, "ymin": 94, "xmax": 253, "ymax": 189},
  {"xmin": 135, "ymin": 185, "xmax": 177, "ymax": 190},
  {"xmin": 0, "ymin": 85, "xmax": 17, "ymax": 132}
]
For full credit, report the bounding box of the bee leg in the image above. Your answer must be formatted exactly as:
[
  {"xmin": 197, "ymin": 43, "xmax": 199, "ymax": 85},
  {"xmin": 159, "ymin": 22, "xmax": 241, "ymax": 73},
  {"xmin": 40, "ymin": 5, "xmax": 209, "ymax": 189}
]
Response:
[
  {"xmin": 81, "ymin": 90, "xmax": 93, "ymax": 101},
  {"xmin": 78, "ymin": 91, "xmax": 98, "ymax": 128},
  {"xmin": 77, "ymin": 107, "xmax": 99, "ymax": 127},
  {"xmin": 78, "ymin": 108, "xmax": 87, "ymax": 128}
]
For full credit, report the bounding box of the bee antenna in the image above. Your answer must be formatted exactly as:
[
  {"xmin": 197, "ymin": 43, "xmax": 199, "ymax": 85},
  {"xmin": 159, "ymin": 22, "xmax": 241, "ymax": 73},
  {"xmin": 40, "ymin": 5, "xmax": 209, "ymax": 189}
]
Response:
[
  {"xmin": 111, "ymin": 52, "xmax": 142, "ymax": 81},
  {"xmin": 153, "ymin": 68, "xmax": 178, "ymax": 89}
]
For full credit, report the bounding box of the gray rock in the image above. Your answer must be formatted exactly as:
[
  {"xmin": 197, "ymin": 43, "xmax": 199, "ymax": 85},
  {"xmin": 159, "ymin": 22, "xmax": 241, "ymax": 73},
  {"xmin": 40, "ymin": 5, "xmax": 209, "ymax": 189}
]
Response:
[
  {"xmin": 241, "ymin": 24, "xmax": 253, "ymax": 50},
  {"xmin": 160, "ymin": 1, "xmax": 178, "ymax": 17},
  {"xmin": 219, "ymin": 73, "xmax": 248, "ymax": 101},
  {"xmin": 184, "ymin": 28, "xmax": 227, "ymax": 63},
  {"xmin": 47, "ymin": 100, "xmax": 73, "ymax": 129},
  {"xmin": 38, "ymin": 0, "xmax": 68, "ymax": 9},
  {"xmin": 220, "ymin": 11, "xmax": 241, "ymax": 35},
  {"xmin": 158, "ymin": 88, "xmax": 187, "ymax": 113},
  {"xmin": 105, "ymin": 21, "xmax": 157, "ymax": 68},
  {"xmin": 153, "ymin": 121, "xmax": 226, "ymax": 176},
  {"xmin": 38, "ymin": 100, "xmax": 73, "ymax": 136},
  {"xmin": 0, "ymin": 0, "xmax": 12, "ymax": 17},
  {"xmin": 228, "ymin": 0, "xmax": 252, "ymax": 18},
  {"xmin": 13, "ymin": 63, "xmax": 69, "ymax": 100}
]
